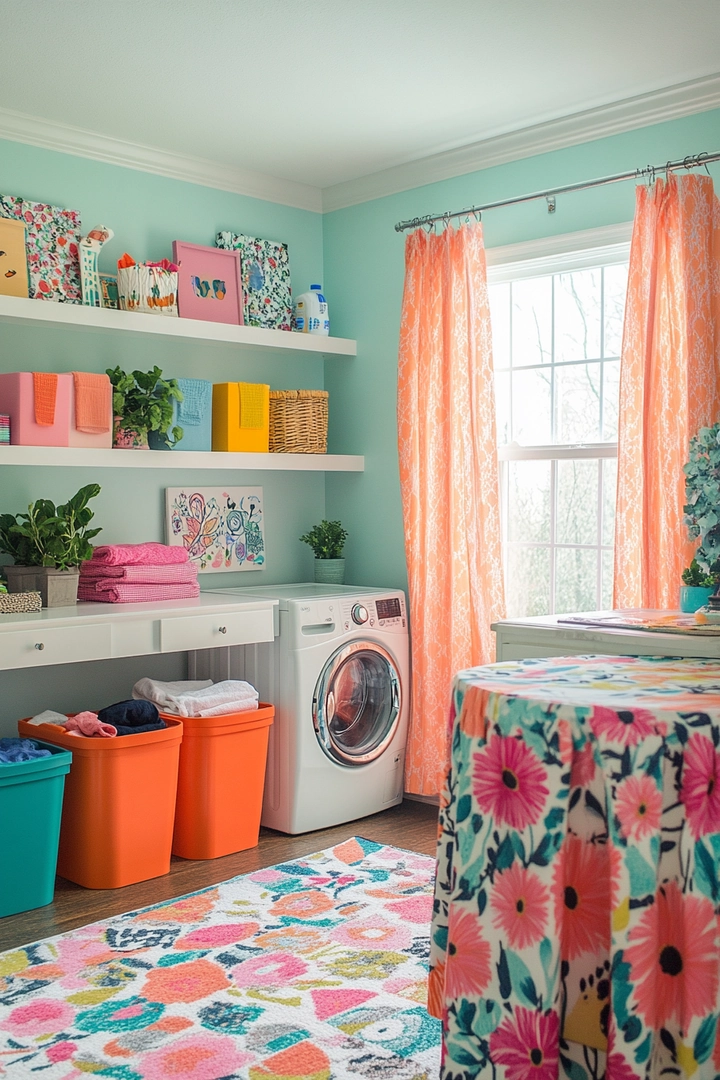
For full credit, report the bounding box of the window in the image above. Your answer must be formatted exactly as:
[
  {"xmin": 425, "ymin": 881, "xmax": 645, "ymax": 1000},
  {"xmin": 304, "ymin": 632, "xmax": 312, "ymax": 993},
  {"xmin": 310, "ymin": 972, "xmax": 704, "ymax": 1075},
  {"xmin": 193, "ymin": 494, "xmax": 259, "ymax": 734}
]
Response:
[{"xmin": 488, "ymin": 238, "xmax": 630, "ymax": 618}]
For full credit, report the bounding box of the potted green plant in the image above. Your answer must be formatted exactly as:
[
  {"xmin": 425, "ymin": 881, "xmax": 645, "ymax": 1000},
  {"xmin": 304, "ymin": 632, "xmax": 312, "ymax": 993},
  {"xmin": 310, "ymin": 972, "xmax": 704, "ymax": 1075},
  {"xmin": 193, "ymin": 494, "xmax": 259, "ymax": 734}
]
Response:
[
  {"xmin": 107, "ymin": 365, "xmax": 184, "ymax": 449},
  {"xmin": 299, "ymin": 519, "xmax": 349, "ymax": 584},
  {"xmin": 680, "ymin": 558, "xmax": 720, "ymax": 612},
  {"xmin": 0, "ymin": 484, "xmax": 102, "ymax": 606},
  {"xmin": 683, "ymin": 422, "xmax": 720, "ymax": 610}
]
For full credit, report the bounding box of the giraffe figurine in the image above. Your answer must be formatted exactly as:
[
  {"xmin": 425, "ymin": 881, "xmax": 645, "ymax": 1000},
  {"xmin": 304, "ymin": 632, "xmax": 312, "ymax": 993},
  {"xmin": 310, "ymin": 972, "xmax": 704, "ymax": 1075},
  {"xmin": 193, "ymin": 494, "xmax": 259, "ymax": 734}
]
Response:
[{"xmin": 79, "ymin": 225, "xmax": 114, "ymax": 307}]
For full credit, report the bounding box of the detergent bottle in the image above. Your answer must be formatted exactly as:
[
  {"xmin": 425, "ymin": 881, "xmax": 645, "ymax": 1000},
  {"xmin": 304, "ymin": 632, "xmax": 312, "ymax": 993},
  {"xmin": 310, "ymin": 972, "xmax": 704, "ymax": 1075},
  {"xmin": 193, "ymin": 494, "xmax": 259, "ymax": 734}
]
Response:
[{"xmin": 293, "ymin": 284, "xmax": 329, "ymax": 336}]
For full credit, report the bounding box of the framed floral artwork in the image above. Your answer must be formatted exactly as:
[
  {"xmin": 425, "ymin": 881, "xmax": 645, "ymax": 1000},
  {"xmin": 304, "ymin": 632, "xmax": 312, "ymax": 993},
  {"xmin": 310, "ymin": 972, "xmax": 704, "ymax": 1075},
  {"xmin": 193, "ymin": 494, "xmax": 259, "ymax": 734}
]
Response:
[
  {"xmin": 0, "ymin": 195, "xmax": 81, "ymax": 302},
  {"xmin": 165, "ymin": 487, "xmax": 264, "ymax": 572},
  {"xmin": 216, "ymin": 232, "xmax": 292, "ymax": 330},
  {"xmin": 172, "ymin": 241, "xmax": 243, "ymax": 325}
]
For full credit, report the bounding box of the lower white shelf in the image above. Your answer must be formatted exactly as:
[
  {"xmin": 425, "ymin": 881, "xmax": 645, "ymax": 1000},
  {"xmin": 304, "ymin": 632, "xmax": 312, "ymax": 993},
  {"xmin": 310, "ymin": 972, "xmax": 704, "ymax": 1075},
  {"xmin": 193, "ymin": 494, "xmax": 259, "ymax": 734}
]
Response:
[{"xmin": 0, "ymin": 446, "xmax": 364, "ymax": 472}]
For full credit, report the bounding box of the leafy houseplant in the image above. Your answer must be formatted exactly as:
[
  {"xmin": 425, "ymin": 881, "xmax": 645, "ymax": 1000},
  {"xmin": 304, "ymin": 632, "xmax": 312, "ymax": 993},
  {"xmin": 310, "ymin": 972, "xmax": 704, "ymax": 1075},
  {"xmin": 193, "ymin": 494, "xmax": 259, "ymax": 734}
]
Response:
[
  {"xmin": 107, "ymin": 365, "xmax": 183, "ymax": 449},
  {"xmin": 299, "ymin": 520, "xmax": 349, "ymax": 584},
  {"xmin": 681, "ymin": 558, "xmax": 720, "ymax": 588},
  {"xmin": 682, "ymin": 423, "xmax": 720, "ymax": 611},
  {"xmin": 0, "ymin": 484, "xmax": 102, "ymax": 606}
]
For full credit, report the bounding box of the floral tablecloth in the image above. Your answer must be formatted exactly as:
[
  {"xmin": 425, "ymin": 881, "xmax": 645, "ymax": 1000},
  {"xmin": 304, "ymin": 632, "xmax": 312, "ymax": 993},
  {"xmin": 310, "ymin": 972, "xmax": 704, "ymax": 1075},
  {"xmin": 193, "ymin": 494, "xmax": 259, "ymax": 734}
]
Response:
[{"xmin": 428, "ymin": 655, "xmax": 720, "ymax": 1080}]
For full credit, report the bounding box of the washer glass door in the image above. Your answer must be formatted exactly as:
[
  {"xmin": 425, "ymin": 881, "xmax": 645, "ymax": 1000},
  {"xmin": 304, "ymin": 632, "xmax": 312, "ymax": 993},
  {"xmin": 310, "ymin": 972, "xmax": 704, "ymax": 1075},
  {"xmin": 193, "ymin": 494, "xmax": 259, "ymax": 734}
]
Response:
[{"xmin": 313, "ymin": 641, "xmax": 401, "ymax": 766}]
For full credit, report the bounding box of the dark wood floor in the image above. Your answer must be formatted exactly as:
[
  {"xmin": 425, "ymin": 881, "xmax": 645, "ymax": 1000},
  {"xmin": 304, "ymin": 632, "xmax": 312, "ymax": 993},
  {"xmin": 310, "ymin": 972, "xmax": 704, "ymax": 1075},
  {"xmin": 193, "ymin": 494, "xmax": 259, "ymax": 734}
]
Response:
[{"xmin": 0, "ymin": 799, "xmax": 439, "ymax": 954}]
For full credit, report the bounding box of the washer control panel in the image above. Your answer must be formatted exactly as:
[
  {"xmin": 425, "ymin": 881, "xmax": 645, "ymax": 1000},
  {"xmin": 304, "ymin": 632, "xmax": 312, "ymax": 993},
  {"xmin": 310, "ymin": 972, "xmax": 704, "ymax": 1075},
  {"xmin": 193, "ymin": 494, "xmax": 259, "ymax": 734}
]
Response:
[{"xmin": 340, "ymin": 593, "xmax": 406, "ymax": 633}]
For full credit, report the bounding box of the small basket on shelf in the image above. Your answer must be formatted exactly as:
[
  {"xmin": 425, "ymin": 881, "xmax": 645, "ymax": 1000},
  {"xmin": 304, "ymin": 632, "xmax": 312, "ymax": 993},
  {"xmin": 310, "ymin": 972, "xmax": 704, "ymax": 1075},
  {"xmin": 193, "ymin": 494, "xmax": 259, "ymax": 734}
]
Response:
[{"xmin": 269, "ymin": 390, "xmax": 328, "ymax": 454}]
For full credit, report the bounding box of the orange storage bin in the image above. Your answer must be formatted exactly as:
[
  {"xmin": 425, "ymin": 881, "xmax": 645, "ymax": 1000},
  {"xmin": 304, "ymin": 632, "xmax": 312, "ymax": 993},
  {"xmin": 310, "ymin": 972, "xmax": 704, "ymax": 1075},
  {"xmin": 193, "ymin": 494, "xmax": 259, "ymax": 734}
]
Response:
[
  {"xmin": 168, "ymin": 703, "xmax": 274, "ymax": 860},
  {"xmin": 18, "ymin": 717, "xmax": 182, "ymax": 889}
]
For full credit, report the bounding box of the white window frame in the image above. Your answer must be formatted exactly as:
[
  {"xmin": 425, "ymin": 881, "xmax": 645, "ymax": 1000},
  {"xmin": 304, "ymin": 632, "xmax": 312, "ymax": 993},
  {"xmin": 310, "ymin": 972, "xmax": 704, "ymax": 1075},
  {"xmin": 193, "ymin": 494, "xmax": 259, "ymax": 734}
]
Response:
[{"xmin": 486, "ymin": 223, "xmax": 632, "ymax": 616}]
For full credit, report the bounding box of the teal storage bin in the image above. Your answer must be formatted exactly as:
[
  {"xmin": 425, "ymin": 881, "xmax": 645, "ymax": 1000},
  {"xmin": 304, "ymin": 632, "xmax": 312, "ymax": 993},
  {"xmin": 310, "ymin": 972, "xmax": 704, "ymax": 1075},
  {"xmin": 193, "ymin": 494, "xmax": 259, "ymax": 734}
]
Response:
[
  {"xmin": 148, "ymin": 378, "xmax": 212, "ymax": 452},
  {"xmin": 0, "ymin": 741, "xmax": 72, "ymax": 918}
]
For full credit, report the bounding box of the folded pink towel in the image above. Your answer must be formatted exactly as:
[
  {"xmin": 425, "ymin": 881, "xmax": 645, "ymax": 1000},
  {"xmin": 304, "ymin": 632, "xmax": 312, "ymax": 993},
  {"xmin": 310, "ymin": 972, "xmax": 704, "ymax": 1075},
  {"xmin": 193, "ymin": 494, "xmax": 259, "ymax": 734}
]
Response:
[
  {"xmin": 78, "ymin": 581, "xmax": 200, "ymax": 604},
  {"xmin": 65, "ymin": 712, "xmax": 116, "ymax": 738},
  {"xmin": 80, "ymin": 562, "xmax": 198, "ymax": 583},
  {"xmin": 89, "ymin": 543, "xmax": 189, "ymax": 567}
]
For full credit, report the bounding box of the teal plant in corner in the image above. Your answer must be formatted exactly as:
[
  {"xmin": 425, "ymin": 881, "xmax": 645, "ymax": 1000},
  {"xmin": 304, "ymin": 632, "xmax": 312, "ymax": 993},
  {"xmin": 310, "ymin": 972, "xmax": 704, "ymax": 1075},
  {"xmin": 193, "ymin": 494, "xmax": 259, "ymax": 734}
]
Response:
[
  {"xmin": 0, "ymin": 484, "xmax": 102, "ymax": 606},
  {"xmin": 108, "ymin": 365, "xmax": 184, "ymax": 449},
  {"xmin": 300, "ymin": 520, "xmax": 349, "ymax": 585}
]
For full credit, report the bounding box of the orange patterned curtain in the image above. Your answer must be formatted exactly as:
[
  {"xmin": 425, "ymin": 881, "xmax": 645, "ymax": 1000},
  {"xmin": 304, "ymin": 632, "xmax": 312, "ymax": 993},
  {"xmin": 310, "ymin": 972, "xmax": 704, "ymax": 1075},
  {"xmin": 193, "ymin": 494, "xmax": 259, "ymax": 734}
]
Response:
[
  {"xmin": 398, "ymin": 222, "xmax": 505, "ymax": 796},
  {"xmin": 614, "ymin": 174, "xmax": 720, "ymax": 610}
]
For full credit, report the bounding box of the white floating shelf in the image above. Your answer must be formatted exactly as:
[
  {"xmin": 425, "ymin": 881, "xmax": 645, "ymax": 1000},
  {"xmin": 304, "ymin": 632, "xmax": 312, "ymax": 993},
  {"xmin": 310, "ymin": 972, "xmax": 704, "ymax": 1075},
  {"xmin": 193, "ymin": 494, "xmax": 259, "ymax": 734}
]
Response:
[
  {"xmin": 0, "ymin": 446, "xmax": 364, "ymax": 472},
  {"xmin": 0, "ymin": 295, "xmax": 356, "ymax": 357}
]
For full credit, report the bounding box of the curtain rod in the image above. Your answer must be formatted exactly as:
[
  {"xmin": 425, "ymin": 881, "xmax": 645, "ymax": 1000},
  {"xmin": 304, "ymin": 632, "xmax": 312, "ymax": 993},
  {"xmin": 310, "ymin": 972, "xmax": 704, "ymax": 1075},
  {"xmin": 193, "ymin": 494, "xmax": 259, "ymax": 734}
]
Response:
[{"xmin": 393, "ymin": 150, "xmax": 720, "ymax": 233}]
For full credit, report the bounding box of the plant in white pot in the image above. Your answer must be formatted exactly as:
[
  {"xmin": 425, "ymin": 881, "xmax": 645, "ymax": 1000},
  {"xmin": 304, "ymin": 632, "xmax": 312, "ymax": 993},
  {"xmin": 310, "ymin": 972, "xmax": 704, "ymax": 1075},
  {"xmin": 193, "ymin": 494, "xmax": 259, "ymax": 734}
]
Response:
[
  {"xmin": 299, "ymin": 520, "xmax": 348, "ymax": 584},
  {"xmin": 0, "ymin": 484, "xmax": 102, "ymax": 606}
]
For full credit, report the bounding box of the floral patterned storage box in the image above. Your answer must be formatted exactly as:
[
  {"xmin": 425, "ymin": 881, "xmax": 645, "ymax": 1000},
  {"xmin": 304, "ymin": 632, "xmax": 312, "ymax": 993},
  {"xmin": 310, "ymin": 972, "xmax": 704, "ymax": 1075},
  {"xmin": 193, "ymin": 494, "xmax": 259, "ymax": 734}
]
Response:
[
  {"xmin": 0, "ymin": 195, "xmax": 81, "ymax": 302},
  {"xmin": 216, "ymin": 232, "xmax": 292, "ymax": 330}
]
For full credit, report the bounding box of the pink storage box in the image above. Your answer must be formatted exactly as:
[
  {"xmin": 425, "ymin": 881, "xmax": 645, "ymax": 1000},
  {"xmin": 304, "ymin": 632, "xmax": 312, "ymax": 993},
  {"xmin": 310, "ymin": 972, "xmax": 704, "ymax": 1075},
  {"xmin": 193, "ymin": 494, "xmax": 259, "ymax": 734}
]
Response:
[{"xmin": 0, "ymin": 373, "xmax": 112, "ymax": 448}]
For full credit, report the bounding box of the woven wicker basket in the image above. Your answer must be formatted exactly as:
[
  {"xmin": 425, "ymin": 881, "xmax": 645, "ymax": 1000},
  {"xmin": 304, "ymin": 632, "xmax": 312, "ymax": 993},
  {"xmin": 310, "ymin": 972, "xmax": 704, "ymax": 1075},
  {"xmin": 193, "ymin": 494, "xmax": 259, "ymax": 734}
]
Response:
[{"xmin": 269, "ymin": 389, "xmax": 328, "ymax": 454}]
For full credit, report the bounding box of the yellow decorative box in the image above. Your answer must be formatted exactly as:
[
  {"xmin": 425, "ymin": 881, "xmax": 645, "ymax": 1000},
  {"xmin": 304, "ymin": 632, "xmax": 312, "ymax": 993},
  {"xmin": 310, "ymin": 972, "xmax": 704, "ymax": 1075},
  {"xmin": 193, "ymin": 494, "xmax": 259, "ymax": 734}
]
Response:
[{"xmin": 212, "ymin": 382, "xmax": 270, "ymax": 453}]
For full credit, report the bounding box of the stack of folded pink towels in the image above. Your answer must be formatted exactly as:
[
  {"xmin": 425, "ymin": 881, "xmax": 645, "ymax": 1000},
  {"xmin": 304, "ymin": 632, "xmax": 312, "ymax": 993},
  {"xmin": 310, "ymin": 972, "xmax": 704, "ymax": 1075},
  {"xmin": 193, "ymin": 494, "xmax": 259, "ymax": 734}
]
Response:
[{"xmin": 79, "ymin": 542, "xmax": 199, "ymax": 603}]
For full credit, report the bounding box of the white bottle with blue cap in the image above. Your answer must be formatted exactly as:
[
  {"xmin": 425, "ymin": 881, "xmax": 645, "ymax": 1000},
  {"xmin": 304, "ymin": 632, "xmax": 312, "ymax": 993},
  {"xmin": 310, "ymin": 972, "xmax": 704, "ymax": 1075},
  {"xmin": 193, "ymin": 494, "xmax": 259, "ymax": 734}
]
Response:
[{"xmin": 293, "ymin": 284, "xmax": 329, "ymax": 336}]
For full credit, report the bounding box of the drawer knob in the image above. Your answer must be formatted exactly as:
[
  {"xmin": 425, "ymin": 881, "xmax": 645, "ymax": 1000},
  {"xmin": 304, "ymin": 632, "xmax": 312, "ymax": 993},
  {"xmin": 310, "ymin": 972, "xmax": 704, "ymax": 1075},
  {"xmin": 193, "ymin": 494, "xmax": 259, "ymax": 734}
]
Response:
[
  {"xmin": 218, "ymin": 626, "xmax": 227, "ymax": 634},
  {"xmin": 35, "ymin": 642, "xmax": 45, "ymax": 651}
]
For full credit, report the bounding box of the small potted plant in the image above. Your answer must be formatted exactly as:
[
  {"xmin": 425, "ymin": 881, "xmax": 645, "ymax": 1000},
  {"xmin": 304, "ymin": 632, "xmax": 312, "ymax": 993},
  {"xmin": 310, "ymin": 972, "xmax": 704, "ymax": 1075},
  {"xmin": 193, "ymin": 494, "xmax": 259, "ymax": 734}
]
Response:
[
  {"xmin": 0, "ymin": 484, "xmax": 102, "ymax": 606},
  {"xmin": 683, "ymin": 423, "xmax": 720, "ymax": 611},
  {"xmin": 107, "ymin": 365, "xmax": 184, "ymax": 449},
  {"xmin": 299, "ymin": 519, "xmax": 348, "ymax": 584},
  {"xmin": 680, "ymin": 559, "xmax": 720, "ymax": 613}
]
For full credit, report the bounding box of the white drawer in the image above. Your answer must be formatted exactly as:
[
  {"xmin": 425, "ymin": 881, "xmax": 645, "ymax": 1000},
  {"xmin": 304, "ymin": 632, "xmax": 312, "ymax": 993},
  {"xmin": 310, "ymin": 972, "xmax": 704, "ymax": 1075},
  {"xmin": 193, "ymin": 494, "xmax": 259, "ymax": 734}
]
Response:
[
  {"xmin": 160, "ymin": 607, "xmax": 274, "ymax": 653},
  {"xmin": 0, "ymin": 622, "xmax": 112, "ymax": 670}
]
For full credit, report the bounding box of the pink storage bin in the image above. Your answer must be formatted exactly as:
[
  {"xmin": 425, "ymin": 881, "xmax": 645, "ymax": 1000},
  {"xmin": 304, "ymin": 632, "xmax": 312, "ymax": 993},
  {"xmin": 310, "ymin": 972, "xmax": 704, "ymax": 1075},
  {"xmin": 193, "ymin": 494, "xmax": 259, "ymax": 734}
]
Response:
[{"xmin": 0, "ymin": 373, "xmax": 112, "ymax": 448}]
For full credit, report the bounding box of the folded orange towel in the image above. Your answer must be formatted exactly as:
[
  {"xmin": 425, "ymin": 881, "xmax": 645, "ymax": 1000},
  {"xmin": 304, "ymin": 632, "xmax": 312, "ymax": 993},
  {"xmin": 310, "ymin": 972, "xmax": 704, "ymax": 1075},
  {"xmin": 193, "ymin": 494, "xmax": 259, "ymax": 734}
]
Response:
[
  {"xmin": 33, "ymin": 372, "xmax": 58, "ymax": 426},
  {"xmin": 73, "ymin": 372, "xmax": 111, "ymax": 433}
]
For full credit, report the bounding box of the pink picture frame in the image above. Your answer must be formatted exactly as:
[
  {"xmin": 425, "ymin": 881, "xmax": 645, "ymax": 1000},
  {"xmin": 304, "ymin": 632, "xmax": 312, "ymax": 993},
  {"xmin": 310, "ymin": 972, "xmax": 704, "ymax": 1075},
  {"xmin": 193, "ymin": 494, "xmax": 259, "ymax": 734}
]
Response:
[{"xmin": 172, "ymin": 241, "xmax": 243, "ymax": 325}]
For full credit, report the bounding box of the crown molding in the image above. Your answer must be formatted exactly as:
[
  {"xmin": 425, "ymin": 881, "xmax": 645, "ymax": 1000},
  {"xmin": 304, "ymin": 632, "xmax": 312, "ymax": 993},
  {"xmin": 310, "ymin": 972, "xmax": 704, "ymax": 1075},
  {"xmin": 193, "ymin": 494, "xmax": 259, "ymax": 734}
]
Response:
[
  {"xmin": 0, "ymin": 106, "xmax": 323, "ymax": 213},
  {"xmin": 321, "ymin": 73, "xmax": 720, "ymax": 213}
]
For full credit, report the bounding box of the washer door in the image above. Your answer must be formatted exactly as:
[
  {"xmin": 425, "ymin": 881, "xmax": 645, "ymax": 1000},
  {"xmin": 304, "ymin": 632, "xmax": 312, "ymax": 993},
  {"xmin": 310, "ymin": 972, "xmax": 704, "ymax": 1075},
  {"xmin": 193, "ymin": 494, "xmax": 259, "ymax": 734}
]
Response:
[{"xmin": 313, "ymin": 640, "xmax": 402, "ymax": 766}]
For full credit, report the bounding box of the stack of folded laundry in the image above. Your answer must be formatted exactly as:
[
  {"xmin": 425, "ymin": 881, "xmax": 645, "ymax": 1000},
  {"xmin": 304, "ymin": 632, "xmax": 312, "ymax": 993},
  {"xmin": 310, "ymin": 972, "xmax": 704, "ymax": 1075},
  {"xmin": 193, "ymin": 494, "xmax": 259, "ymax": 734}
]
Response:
[
  {"xmin": 26, "ymin": 700, "xmax": 167, "ymax": 738},
  {"xmin": 79, "ymin": 542, "xmax": 199, "ymax": 603},
  {"xmin": 133, "ymin": 677, "xmax": 259, "ymax": 717}
]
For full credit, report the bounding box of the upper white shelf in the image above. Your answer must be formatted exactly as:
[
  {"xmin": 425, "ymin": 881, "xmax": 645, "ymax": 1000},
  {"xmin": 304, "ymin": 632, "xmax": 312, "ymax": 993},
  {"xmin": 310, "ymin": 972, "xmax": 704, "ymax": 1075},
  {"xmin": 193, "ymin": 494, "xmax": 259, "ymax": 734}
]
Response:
[
  {"xmin": 0, "ymin": 446, "xmax": 364, "ymax": 472},
  {"xmin": 0, "ymin": 295, "xmax": 357, "ymax": 357}
]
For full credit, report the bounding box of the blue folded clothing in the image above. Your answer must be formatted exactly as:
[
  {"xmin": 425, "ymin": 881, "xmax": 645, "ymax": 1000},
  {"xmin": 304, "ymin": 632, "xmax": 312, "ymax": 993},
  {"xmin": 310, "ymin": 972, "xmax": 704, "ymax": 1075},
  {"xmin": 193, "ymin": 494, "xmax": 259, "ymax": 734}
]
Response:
[
  {"xmin": 97, "ymin": 699, "xmax": 166, "ymax": 736},
  {"xmin": 0, "ymin": 737, "xmax": 51, "ymax": 763}
]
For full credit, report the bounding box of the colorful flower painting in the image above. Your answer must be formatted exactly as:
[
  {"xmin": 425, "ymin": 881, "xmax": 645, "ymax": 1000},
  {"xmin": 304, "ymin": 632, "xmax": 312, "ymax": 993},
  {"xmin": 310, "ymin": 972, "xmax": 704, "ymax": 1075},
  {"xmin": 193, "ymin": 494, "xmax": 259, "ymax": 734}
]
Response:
[
  {"xmin": 431, "ymin": 654, "xmax": 720, "ymax": 1080},
  {"xmin": 166, "ymin": 487, "xmax": 264, "ymax": 572},
  {"xmin": 216, "ymin": 231, "xmax": 293, "ymax": 330}
]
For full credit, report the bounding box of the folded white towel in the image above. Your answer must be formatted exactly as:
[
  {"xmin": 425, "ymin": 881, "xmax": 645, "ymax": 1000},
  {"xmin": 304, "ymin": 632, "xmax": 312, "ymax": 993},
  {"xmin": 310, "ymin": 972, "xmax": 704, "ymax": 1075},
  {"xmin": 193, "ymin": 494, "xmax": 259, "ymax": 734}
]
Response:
[
  {"xmin": 27, "ymin": 710, "xmax": 69, "ymax": 726},
  {"xmin": 133, "ymin": 678, "xmax": 213, "ymax": 711},
  {"xmin": 133, "ymin": 677, "xmax": 258, "ymax": 717}
]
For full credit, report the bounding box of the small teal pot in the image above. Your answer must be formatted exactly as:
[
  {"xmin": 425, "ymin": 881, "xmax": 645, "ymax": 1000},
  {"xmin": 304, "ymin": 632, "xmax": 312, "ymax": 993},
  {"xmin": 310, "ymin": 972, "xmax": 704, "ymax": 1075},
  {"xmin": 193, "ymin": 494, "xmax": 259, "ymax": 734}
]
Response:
[
  {"xmin": 680, "ymin": 585, "xmax": 715, "ymax": 613},
  {"xmin": 314, "ymin": 558, "xmax": 345, "ymax": 585}
]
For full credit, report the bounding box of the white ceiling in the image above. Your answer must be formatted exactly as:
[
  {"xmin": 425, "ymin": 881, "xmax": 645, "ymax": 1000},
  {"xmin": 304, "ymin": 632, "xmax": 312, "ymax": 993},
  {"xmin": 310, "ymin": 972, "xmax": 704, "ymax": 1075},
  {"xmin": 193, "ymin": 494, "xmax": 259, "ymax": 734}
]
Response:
[{"xmin": 1, "ymin": 0, "xmax": 719, "ymax": 192}]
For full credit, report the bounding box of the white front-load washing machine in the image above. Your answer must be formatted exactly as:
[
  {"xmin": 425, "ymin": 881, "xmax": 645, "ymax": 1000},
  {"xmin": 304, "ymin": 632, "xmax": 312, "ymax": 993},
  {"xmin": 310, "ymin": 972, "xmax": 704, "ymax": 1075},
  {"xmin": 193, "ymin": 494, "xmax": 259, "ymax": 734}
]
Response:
[{"xmin": 199, "ymin": 583, "xmax": 409, "ymax": 834}]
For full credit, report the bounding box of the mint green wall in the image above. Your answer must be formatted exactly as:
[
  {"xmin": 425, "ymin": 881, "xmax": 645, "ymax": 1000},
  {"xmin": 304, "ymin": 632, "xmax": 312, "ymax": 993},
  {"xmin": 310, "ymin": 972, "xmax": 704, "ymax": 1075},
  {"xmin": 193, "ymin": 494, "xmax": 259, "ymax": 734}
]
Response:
[
  {"xmin": 324, "ymin": 108, "xmax": 720, "ymax": 593},
  {"xmin": 0, "ymin": 138, "xmax": 326, "ymax": 732}
]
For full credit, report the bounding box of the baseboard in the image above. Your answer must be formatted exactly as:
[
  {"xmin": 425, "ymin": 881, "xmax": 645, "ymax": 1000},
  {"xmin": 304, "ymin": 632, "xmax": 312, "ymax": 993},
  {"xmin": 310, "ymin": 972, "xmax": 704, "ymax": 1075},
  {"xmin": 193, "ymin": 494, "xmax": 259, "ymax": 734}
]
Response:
[{"xmin": 404, "ymin": 792, "xmax": 440, "ymax": 806}]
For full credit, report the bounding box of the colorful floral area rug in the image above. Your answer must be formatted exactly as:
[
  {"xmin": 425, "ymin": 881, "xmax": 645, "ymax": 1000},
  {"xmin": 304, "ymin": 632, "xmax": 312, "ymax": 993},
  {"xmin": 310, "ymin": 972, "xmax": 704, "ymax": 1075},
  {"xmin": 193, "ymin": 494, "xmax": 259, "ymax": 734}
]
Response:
[{"xmin": 0, "ymin": 838, "xmax": 441, "ymax": 1079}]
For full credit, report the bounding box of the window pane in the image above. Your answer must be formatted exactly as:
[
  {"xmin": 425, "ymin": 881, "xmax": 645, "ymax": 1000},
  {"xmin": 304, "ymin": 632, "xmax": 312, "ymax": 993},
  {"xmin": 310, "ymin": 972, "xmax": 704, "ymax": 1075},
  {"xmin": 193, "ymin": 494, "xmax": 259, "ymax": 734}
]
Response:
[
  {"xmin": 602, "ymin": 359, "xmax": 620, "ymax": 441},
  {"xmin": 556, "ymin": 459, "xmax": 598, "ymax": 545},
  {"xmin": 506, "ymin": 545, "xmax": 551, "ymax": 618},
  {"xmin": 555, "ymin": 363, "xmax": 601, "ymax": 442},
  {"xmin": 602, "ymin": 458, "xmax": 617, "ymax": 547},
  {"xmin": 507, "ymin": 460, "xmax": 551, "ymax": 543},
  {"xmin": 555, "ymin": 269, "xmax": 601, "ymax": 362},
  {"xmin": 512, "ymin": 277, "xmax": 552, "ymax": 366},
  {"xmin": 555, "ymin": 547, "xmax": 598, "ymax": 614},
  {"xmin": 603, "ymin": 263, "xmax": 628, "ymax": 357},
  {"xmin": 512, "ymin": 368, "xmax": 551, "ymax": 443},
  {"xmin": 489, "ymin": 282, "xmax": 511, "ymax": 369},
  {"xmin": 601, "ymin": 548, "xmax": 614, "ymax": 609},
  {"xmin": 495, "ymin": 370, "xmax": 511, "ymax": 446}
]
